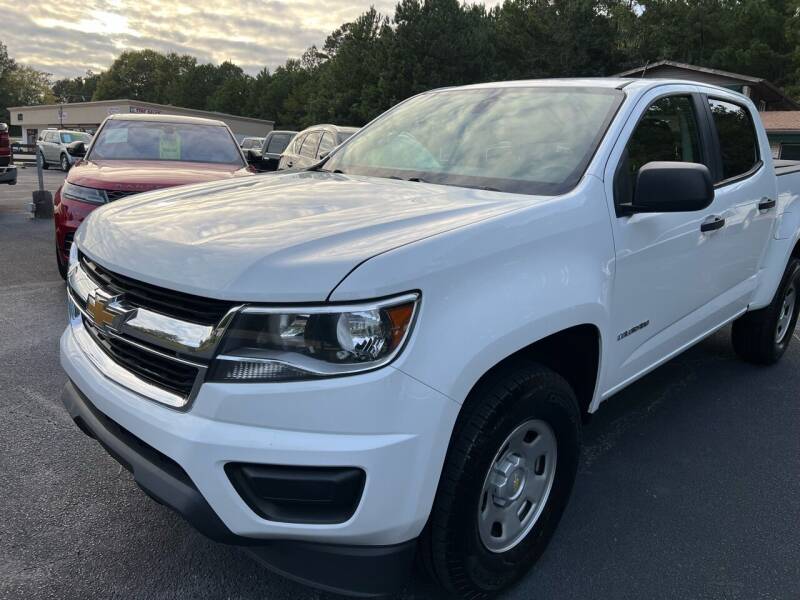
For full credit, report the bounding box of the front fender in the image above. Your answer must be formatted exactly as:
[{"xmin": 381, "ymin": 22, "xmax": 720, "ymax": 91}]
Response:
[{"xmin": 330, "ymin": 177, "xmax": 616, "ymax": 406}]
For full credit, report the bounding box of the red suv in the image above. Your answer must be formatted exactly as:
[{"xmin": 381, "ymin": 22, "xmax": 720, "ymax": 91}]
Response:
[
  {"xmin": 0, "ymin": 123, "xmax": 17, "ymax": 185},
  {"xmin": 54, "ymin": 113, "xmax": 253, "ymax": 277}
]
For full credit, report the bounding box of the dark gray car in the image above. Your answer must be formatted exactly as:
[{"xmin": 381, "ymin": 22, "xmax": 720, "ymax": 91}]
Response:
[{"xmin": 246, "ymin": 130, "xmax": 297, "ymax": 172}]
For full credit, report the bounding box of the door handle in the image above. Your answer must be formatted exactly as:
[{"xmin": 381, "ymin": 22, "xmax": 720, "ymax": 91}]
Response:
[
  {"xmin": 701, "ymin": 215, "xmax": 725, "ymax": 233},
  {"xmin": 758, "ymin": 197, "xmax": 776, "ymax": 211}
]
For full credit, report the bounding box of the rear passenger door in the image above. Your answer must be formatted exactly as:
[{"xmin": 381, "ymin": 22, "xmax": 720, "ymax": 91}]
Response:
[
  {"xmin": 703, "ymin": 96, "xmax": 777, "ymax": 300},
  {"xmin": 41, "ymin": 132, "xmax": 55, "ymax": 161}
]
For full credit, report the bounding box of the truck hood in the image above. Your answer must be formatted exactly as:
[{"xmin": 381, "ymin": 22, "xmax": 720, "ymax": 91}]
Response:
[
  {"xmin": 69, "ymin": 159, "xmax": 251, "ymax": 192},
  {"xmin": 76, "ymin": 171, "xmax": 527, "ymax": 302}
]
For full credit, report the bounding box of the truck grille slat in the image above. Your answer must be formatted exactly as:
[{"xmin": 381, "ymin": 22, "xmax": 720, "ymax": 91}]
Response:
[
  {"xmin": 85, "ymin": 319, "xmax": 199, "ymax": 398},
  {"xmin": 80, "ymin": 253, "xmax": 234, "ymax": 325}
]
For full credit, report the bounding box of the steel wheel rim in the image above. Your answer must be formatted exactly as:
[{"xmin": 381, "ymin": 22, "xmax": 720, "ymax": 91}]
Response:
[
  {"xmin": 477, "ymin": 419, "xmax": 557, "ymax": 553},
  {"xmin": 776, "ymin": 284, "xmax": 796, "ymax": 344}
]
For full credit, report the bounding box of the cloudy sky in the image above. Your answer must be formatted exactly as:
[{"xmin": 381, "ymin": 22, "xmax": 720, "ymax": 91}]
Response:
[{"xmin": 0, "ymin": 0, "xmax": 401, "ymax": 79}]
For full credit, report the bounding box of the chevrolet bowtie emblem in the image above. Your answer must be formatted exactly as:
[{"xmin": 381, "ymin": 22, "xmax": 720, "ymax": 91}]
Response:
[{"xmin": 86, "ymin": 290, "xmax": 130, "ymax": 331}]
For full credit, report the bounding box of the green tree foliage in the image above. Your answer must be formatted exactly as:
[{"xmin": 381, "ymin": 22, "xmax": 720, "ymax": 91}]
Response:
[
  {"xmin": 52, "ymin": 71, "xmax": 101, "ymax": 103},
  {"xmin": 0, "ymin": 41, "xmax": 54, "ymax": 122},
  {"xmin": 8, "ymin": 0, "xmax": 800, "ymax": 130}
]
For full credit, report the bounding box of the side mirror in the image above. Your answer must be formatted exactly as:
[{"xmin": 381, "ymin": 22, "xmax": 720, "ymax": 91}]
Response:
[
  {"xmin": 66, "ymin": 140, "xmax": 86, "ymax": 158},
  {"xmin": 623, "ymin": 162, "xmax": 714, "ymax": 215},
  {"xmin": 319, "ymin": 151, "xmax": 330, "ymax": 160}
]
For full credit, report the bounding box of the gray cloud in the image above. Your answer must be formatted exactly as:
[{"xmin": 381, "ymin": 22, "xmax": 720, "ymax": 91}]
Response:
[{"xmin": 0, "ymin": 0, "xmax": 401, "ymax": 79}]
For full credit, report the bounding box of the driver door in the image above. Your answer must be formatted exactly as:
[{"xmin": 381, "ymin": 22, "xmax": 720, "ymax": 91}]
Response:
[{"xmin": 602, "ymin": 89, "xmax": 738, "ymax": 395}]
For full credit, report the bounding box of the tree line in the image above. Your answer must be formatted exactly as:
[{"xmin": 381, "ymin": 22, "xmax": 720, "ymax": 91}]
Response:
[{"xmin": 2, "ymin": 0, "xmax": 800, "ymax": 130}]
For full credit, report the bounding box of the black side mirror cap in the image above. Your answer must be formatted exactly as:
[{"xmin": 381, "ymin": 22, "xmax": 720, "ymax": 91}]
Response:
[
  {"xmin": 620, "ymin": 161, "xmax": 714, "ymax": 216},
  {"xmin": 66, "ymin": 141, "xmax": 86, "ymax": 157}
]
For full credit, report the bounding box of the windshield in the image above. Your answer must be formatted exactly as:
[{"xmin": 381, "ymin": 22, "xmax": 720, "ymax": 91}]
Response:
[
  {"xmin": 88, "ymin": 120, "xmax": 244, "ymax": 166},
  {"xmin": 61, "ymin": 132, "xmax": 92, "ymax": 144},
  {"xmin": 323, "ymin": 87, "xmax": 623, "ymax": 195}
]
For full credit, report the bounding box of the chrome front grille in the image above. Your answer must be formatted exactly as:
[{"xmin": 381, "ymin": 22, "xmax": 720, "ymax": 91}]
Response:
[
  {"xmin": 67, "ymin": 254, "xmax": 240, "ymax": 408},
  {"xmin": 80, "ymin": 253, "xmax": 234, "ymax": 325}
]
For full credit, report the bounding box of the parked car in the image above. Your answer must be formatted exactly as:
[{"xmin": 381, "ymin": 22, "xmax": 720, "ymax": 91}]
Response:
[
  {"xmin": 0, "ymin": 123, "xmax": 17, "ymax": 185},
  {"xmin": 37, "ymin": 129, "xmax": 93, "ymax": 172},
  {"xmin": 277, "ymin": 124, "xmax": 358, "ymax": 170},
  {"xmin": 53, "ymin": 113, "xmax": 253, "ymax": 279},
  {"xmin": 60, "ymin": 79, "xmax": 800, "ymax": 599},
  {"xmin": 239, "ymin": 136, "xmax": 265, "ymax": 152},
  {"xmin": 245, "ymin": 129, "xmax": 297, "ymax": 171}
]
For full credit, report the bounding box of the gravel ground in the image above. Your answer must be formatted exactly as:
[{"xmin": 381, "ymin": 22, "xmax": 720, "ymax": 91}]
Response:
[{"xmin": 1, "ymin": 168, "xmax": 798, "ymax": 600}]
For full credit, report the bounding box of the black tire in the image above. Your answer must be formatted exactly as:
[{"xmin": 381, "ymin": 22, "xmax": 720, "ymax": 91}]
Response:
[
  {"xmin": 39, "ymin": 151, "xmax": 49, "ymax": 169},
  {"xmin": 56, "ymin": 247, "xmax": 68, "ymax": 280},
  {"xmin": 732, "ymin": 258, "xmax": 800, "ymax": 365},
  {"xmin": 60, "ymin": 153, "xmax": 70, "ymax": 172},
  {"xmin": 420, "ymin": 362, "xmax": 581, "ymax": 599}
]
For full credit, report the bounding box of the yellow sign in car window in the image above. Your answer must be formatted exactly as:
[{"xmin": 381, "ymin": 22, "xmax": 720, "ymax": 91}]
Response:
[{"xmin": 159, "ymin": 131, "xmax": 181, "ymax": 160}]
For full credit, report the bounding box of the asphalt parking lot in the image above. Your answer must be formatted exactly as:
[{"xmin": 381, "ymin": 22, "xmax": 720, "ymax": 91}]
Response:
[{"xmin": 1, "ymin": 167, "xmax": 799, "ymax": 600}]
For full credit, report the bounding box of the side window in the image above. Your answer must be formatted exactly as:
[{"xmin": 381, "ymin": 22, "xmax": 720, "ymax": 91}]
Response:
[
  {"xmin": 291, "ymin": 133, "xmax": 306, "ymax": 154},
  {"xmin": 708, "ymin": 99, "xmax": 759, "ymax": 181},
  {"xmin": 300, "ymin": 131, "xmax": 321, "ymax": 158},
  {"xmin": 616, "ymin": 95, "xmax": 703, "ymax": 206},
  {"xmin": 318, "ymin": 132, "xmax": 336, "ymax": 157}
]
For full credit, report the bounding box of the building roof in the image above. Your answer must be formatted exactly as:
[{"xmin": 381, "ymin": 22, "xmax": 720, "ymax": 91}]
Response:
[
  {"xmin": 6, "ymin": 98, "xmax": 274, "ymax": 126},
  {"xmin": 759, "ymin": 111, "xmax": 800, "ymax": 132},
  {"xmin": 616, "ymin": 60, "xmax": 799, "ymax": 110}
]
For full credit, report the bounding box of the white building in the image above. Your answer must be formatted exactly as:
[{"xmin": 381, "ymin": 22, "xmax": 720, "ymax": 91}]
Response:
[{"xmin": 8, "ymin": 99, "xmax": 274, "ymax": 144}]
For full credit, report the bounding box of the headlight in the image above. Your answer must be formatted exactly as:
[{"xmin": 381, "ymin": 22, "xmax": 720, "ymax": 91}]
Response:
[
  {"xmin": 68, "ymin": 239, "xmax": 78, "ymax": 271},
  {"xmin": 62, "ymin": 181, "xmax": 107, "ymax": 205},
  {"xmin": 208, "ymin": 293, "xmax": 419, "ymax": 382}
]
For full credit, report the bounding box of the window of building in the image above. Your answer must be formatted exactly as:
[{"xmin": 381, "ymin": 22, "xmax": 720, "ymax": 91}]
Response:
[
  {"xmin": 780, "ymin": 143, "xmax": 800, "ymax": 161},
  {"xmin": 708, "ymin": 99, "xmax": 760, "ymax": 181}
]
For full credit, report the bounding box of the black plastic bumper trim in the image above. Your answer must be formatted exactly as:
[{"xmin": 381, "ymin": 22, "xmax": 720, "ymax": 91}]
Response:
[{"xmin": 61, "ymin": 380, "xmax": 416, "ymax": 596}]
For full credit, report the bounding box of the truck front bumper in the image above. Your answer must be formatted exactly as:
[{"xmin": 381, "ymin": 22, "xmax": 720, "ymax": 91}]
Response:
[{"xmin": 60, "ymin": 324, "xmax": 459, "ymax": 594}]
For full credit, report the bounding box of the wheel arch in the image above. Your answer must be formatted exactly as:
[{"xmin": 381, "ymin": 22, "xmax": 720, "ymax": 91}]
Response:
[{"xmin": 461, "ymin": 324, "xmax": 601, "ymax": 423}]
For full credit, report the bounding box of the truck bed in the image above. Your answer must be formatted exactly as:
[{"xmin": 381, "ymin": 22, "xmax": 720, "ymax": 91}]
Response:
[{"xmin": 775, "ymin": 159, "xmax": 800, "ymax": 176}]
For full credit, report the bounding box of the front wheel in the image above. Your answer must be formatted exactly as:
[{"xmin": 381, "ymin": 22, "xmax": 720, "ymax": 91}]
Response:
[
  {"xmin": 420, "ymin": 362, "xmax": 581, "ymax": 599},
  {"xmin": 732, "ymin": 258, "xmax": 800, "ymax": 365},
  {"xmin": 39, "ymin": 151, "xmax": 49, "ymax": 169},
  {"xmin": 60, "ymin": 153, "xmax": 70, "ymax": 172}
]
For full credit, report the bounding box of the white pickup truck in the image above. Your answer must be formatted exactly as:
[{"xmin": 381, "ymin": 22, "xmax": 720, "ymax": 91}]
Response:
[{"xmin": 60, "ymin": 78, "xmax": 800, "ymax": 598}]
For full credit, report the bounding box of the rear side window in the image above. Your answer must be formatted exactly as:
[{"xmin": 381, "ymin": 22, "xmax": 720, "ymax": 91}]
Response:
[{"xmin": 708, "ymin": 99, "xmax": 759, "ymax": 181}]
